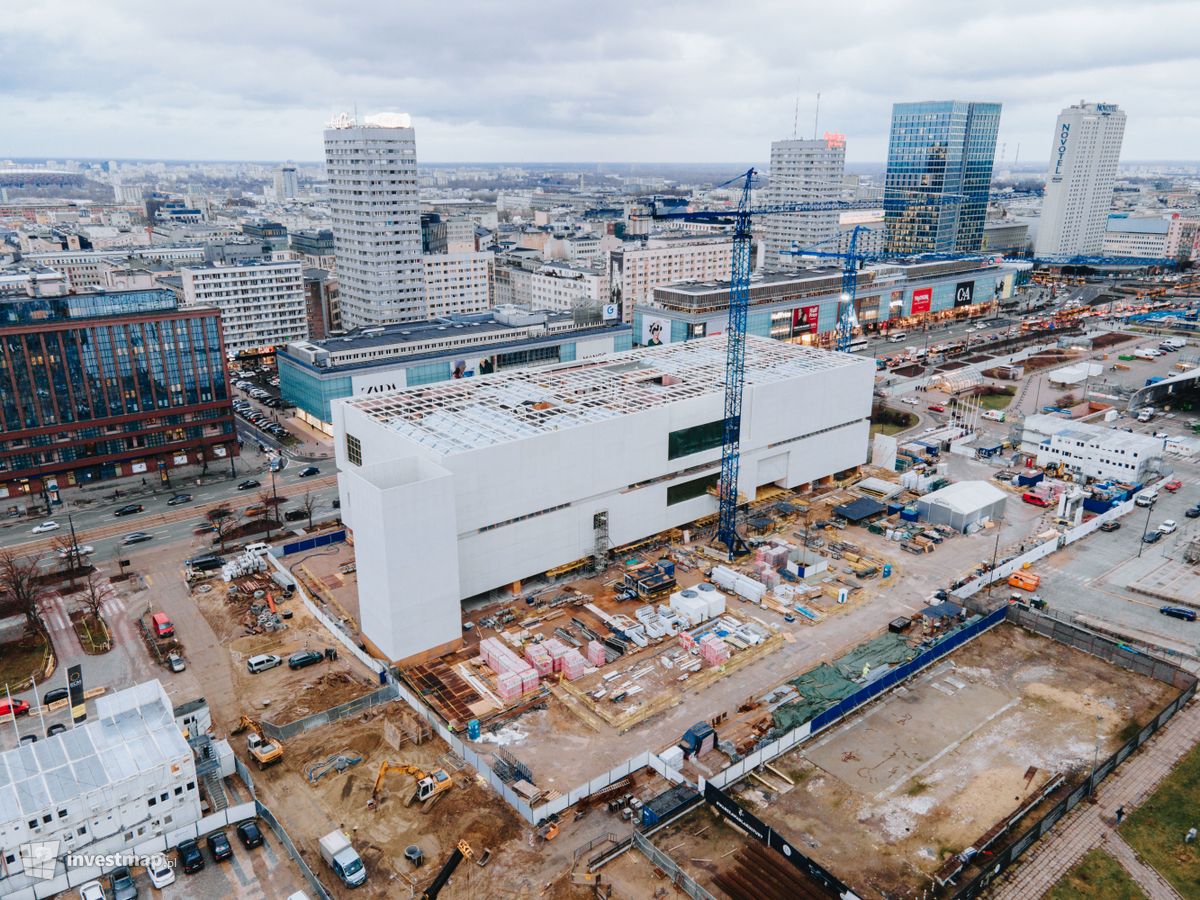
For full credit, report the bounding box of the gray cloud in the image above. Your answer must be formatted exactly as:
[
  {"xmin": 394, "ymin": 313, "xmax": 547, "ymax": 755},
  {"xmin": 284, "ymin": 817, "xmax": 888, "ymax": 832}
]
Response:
[{"xmin": 1, "ymin": 0, "xmax": 1196, "ymax": 163}]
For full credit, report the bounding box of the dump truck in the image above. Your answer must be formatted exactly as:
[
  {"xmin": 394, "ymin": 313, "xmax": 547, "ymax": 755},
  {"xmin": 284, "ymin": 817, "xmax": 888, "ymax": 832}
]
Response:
[{"xmin": 319, "ymin": 830, "xmax": 366, "ymax": 888}]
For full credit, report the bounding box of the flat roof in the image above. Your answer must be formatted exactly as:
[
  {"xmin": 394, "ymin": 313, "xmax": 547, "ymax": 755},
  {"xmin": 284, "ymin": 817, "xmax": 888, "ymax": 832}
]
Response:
[
  {"xmin": 0, "ymin": 682, "xmax": 188, "ymax": 823},
  {"xmin": 343, "ymin": 335, "xmax": 866, "ymax": 456}
]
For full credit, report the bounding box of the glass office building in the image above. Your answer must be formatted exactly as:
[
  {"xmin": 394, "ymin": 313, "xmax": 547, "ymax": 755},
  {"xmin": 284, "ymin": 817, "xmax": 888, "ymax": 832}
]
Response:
[
  {"xmin": 0, "ymin": 289, "xmax": 237, "ymax": 500},
  {"xmin": 884, "ymin": 101, "xmax": 1002, "ymax": 254}
]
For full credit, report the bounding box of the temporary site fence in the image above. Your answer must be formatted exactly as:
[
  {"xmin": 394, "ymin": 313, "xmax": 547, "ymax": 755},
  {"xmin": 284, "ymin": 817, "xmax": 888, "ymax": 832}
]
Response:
[
  {"xmin": 630, "ymin": 831, "xmax": 719, "ymax": 900},
  {"xmin": 951, "ymin": 606, "xmax": 1197, "ymax": 898},
  {"xmin": 707, "ymin": 604, "xmax": 1007, "ymax": 790},
  {"xmin": 278, "ymin": 528, "xmax": 347, "ymax": 557},
  {"xmin": 259, "ymin": 680, "xmax": 400, "ymax": 742}
]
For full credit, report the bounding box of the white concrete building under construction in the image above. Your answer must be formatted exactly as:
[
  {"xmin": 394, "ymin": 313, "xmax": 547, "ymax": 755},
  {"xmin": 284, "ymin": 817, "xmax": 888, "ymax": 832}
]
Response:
[{"xmin": 333, "ymin": 336, "xmax": 875, "ymax": 663}]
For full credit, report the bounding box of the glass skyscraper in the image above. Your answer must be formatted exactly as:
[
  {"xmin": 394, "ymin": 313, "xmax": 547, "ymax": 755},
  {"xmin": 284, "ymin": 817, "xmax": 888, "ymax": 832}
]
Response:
[
  {"xmin": 0, "ymin": 289, "xmax": 237, "ymax": 496},
  {"xmin": 884, "ymin": 101, "xmax": 1002, "ymax": 254}
]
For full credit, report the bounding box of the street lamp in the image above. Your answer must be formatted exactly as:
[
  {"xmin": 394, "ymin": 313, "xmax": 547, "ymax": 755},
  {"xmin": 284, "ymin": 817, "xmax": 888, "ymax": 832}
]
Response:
[{"xmin": 1136, "ymin": 500, "xmax": 1155, "ymax": 558}]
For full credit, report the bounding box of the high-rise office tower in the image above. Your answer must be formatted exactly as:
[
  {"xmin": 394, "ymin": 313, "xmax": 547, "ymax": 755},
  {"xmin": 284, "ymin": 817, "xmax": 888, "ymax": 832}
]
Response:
[
  {"xmin": 1034, "ymin": 102, "xmax": 1125, "ymax": 257},
  {"xmin": 884, "ymin": 101, "xmax": 1001, "ymax": 253},
  {"xmin": 275, "ymin": 164, "xmax": 299, "ymax": 201},
  {"xmin": 324, "ymin": 113, "xmax": 425, "ymax": 328},
  {"xmin": 762, "ymin": 135, "xmax": 846, "ymax": 269}
]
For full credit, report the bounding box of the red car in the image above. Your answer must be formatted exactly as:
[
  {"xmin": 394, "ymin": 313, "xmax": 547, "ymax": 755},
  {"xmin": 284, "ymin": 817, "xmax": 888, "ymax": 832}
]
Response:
[
  {"xmin": 928, "ymin": 404, "xmax": 946, "ymax": 413},
  {"xmin": 1164, "ymin": 480, "xmax": 1183, "ymax": 492},
  {"xmin": 0, "ymin": 699, "xmax": 30, "ymax": 717}
]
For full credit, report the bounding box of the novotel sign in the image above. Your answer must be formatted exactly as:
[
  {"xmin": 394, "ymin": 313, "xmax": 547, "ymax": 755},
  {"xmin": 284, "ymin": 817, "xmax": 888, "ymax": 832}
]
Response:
[{"xmin": 1052, "ymin": 123, "xmax": 1071, "ymax": 181}]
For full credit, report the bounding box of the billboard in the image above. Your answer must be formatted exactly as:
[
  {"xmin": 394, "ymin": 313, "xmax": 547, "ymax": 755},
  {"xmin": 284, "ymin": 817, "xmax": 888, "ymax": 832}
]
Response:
[
  {"xmin": 911, "ymin": 287, "xmax": 932, "ymax": 315},
  {"xmin": 352, "ymin": 368, "xmax": 408, "ymax": 395},
  {"xmin": 791, "ymin": 304, "xmax": 820, "ymax": 336},
  {"xmin": 954, "ymin": 280, "xmax": 975, "ymax": 308},
  {"xmin": 68, "ymin": 664, "xmax": 86, "ymax": 723},
  {"xmin": 451, "ymin": 357, "xmax": 496, "ymax": 379},
  {"xmin": 641, "ymin": 315, "xmax": 671, "ymax": 347},
  {"xmin": 601, "ymin": 303, "xmax": 619, "ymax": 321}
]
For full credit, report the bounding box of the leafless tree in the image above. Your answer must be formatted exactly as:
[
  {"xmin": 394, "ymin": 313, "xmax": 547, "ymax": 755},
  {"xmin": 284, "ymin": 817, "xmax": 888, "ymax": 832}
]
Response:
[
  {"xmin": 50, "ymin": 534, "xmax": 83, "ymax": 588},
  {"xmin": 0, "ymin": 549, "xmax": 51, "ymax": 637},
  {"xmin": 299, "ymin": 490, "xmax": 317, "ymax": 529},
  {"xmin": 207, "ymin": 506, "xmax": 238, "ymax": 551},
  {"xmin": 79, "ymin": 571, "xmax": 115, "ymax": 623}
]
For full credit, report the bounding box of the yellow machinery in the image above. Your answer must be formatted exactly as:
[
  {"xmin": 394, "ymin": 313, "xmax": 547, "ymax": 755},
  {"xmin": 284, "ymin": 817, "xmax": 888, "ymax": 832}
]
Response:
[
  {"xmin": 370, "ymin": 761, "xmax": 453, "ymax": 809},
  {"xmin": 231, "ymin": 716, "xmax": 284, "ymax": 768},
  {"xmin": 422, "ymin": 841, "xmax": 473, "ymax": 899}
]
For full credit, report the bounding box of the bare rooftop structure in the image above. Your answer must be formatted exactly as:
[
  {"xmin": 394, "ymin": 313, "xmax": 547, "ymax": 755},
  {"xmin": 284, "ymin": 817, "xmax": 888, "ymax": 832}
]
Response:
[{"xmin": 341, "ymin": 334, "xmax": 864, "ymax": 456}]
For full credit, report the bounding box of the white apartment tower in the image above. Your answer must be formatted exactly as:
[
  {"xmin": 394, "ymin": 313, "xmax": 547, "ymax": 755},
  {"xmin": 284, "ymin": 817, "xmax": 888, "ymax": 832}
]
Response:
[
  {"xmin": 1035, "ymin": 102, "xmax": 1126, "ymax": 258},
  {"xmin": 275, "ymin": 164, "xmax": 299, "ymax": 200},
  {"xmin": 762, "ymin": 136, "xmax": 846, "ymax": 270},
  {"xmin": 324, "ymin": 113, "xmax": 426, "ymax": 328}
]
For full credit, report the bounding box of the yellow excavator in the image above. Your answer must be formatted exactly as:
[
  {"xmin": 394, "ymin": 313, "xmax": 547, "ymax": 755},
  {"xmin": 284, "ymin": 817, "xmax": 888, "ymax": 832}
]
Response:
[
  {"xmin": 231, "ymin": 716, "xmax": 284, "ymax": 768},
  {"xmin": 370, "ymin": 761, "xmax": 453, "ymax": 810}
]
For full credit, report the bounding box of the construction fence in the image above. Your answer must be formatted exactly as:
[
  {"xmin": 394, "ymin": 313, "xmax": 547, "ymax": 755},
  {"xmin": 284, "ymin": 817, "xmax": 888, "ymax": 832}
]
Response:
[
  {"xmin": 630, "ymin": 831, "xmax": 718, "ymax": 900},
  {"xmin": 708, "ymin": 604, "xmax": 1008, "ymax": 789},
  {"xmin": 260, "ymin": 680, "xmax": 400, "ymax": 742},
  {"xmin": 953, "ymin": 610, "xmax": 1197, "ymax": 899},
  {"xmin": 278, "ymin": 528, "xmax": 347, "ymax": 556}
]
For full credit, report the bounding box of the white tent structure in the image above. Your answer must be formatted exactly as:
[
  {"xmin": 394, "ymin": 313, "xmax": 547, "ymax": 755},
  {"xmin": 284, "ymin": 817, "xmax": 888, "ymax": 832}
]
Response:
[{"xmin": 916, "ymin": 480, "xmax": 1008, "ymax": 532}]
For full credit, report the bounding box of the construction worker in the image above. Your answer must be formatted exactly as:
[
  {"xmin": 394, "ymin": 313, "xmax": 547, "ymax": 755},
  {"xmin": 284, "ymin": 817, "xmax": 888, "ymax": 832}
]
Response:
[{"xmin": 1115, "ymin": 806, "xmax": 1125, "ymax": 825}]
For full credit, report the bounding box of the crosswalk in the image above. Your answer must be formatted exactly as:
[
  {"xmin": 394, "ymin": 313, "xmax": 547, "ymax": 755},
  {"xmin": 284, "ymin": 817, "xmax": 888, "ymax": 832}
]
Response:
[{"xmin": 39, "ymin": 592, "xmax": 133, "ymax": 657}]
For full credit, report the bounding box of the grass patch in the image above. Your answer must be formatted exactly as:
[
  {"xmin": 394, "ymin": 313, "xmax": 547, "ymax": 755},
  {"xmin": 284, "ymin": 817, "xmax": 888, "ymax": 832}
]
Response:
[
  {"xmin": 0, "ymin": 632, "xmax": 50, "ymax": 691},
  {"xmin": 979, "ymin": 392, "xmax": 1014, "ymax": 410},
  {"xmin": 1121, "ymin": 740, "xmax": 1200, "ymax": 897},
  {"xmin": 870, "ymin": 421, "xmax": 912, "ymax": 436},
  {"xmin": 71, "ymin": 612, "xmax": 111, "ymax": 654},
  {"xmin": 1045, "ymin": 847, "xmax": 1147, "ymax": 900}
]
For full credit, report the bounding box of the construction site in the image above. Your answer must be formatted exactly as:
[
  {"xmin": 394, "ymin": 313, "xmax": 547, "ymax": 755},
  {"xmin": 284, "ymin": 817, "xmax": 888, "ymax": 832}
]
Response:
[{"xmin": 609, "ymin": 622, "xmax": 1181, "ymax": 900}]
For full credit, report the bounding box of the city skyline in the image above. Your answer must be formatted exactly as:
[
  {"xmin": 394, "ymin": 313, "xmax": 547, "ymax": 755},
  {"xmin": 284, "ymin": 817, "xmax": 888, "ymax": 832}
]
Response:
[{"xmin": 3, "ymin": 1, "xmax": 1199, "ymax": 163}]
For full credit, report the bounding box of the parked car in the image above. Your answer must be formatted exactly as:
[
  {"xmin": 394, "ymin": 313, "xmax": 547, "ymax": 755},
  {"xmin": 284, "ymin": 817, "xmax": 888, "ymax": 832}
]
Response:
[
  {"xmin": 109, "ymin": 865, "xmax": 137, "ymax": 900},
  {"xmin": 284, "ymin": 508, "xmax": 308, "ymax": 522},
  {"xmin": 43, "ymin": 686, "xmax": 68, "ymax": 704},
  {"xmin": 238, "ymin": 479, "xmax": 261, "ymax": 490},
  {"xmin": 1099, "ymin": 521, "xmax": 1121, "ymax": 533},
  {"xmin": 208, "ymin": 831, "xmax": 233, "ymax": 862},
  {"xmin": 900, "ymin": 397, "xmax": 920, "ymax": 406},
  {"xmin": 19, "ymin": 734, "xmax": 36, "ymax": 745},
  {"xmin": 1164, "ymin": 480, "xmax": 1183, "ymax": 492},
  {"xmin": 121, "ymin": 531, "xmax": 153, "ymax": 545},
  {"xmin": 1159, "ymin": 520, "xmax": 1178, "ymax": 534},
  {"xmin": 178, "ymin": 839, "xmax": 204, "ymax": 874},
  {"xmin": 1186, "ymin": 506, "xmax": 1200, "ymax": 519},
  {"xmin": 78, "ymin": 882, "xmax": 106, "ymax": 900},
  {"xmin": 247, "ymin": 653, "xmax": 282, "ymax": 674},
  {"xmin": 236, "ymin": 820, "xmax": 265, "ymax": 849},
  {"xmin": 1142, "ymin": 530, "xmax": 1162, "ymax": 544},
  {"xmin": 146, "ymin": 855, "xmax": 176, "ymax": 888},
  {"xmin": 298, "ymin": 466, "xmax": 320, "ymax": 477},
  {"xmin": 0, "ymin": 699, "xmax": 30, "ymax": 716},
  {"xmin": 31, "ymin": 520, "xmax": 60, "ymax": 534},
  {"xmin": 1160, "ymin": 606, "xmax": 1197, "ymax": 622},
  {"xmin": 113, "ymin": 504, "xmax": 144, "ymax": 516},
  {"xmin": 167, "ymin": 493, "xmax": 193, "ymax": 505},
  {"xmin": 288, "ymin": 649, "xmax": 324, "ymax": 670},
  {"xmin": 46, "ymin": 722, "xmax": 67, "ymax": 736},
  {"xmin": 166, "ymin": 653, "xmax": 186, "ymax": 673},
  {"xmin": 928, "ymin": 404, "xmax": 946, "ymax": 412}
]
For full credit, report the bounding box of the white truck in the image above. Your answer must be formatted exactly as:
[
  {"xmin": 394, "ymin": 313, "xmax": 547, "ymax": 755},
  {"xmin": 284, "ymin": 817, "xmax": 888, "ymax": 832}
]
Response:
[
  {"xmin": 1162, "ymin": 337, "xmax": 1188, "ymax": 350},
  {"xmin": 1134, "ymin": 347, "xmax": 1162, "ymax": 360},
  {"xmin": 319, "ymin": 830, "xmax": 366, "ymax": 888}
]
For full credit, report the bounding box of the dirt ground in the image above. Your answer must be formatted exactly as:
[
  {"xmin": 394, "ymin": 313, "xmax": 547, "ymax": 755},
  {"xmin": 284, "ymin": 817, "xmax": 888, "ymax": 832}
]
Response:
[
  {"xmin": 719, "ymin": 623, "xmax": 1176, "ymax": 899},
  {"xmin": 189, "ymin": 570, "xmax": 378, "ymax": 723},
  {"xmin": 246, "ymin": 703, "xmax": 598, "ymax": 899}
]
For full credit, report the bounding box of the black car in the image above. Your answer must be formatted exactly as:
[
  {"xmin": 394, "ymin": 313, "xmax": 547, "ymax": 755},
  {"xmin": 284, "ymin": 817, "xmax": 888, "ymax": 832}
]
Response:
[
  {"xmin": 1186, "ymin": 506, "xmax": 1200, "ymax": 519},
  {"xmin": 236, "ymin": 820, "xmax": 265, "ymax": 849},
  {"xmin": 167, "ymin": 493, "xmax": 193, "ymax": 506},
  {"xmin": 1160, "ymin": 606, "xmax": 1197, "ymax": 622},
  {"xmin": 207, "ymin": 831, "xmax": 233, "ymax": 862},
  {"xmin": 288, "ymin": 649, "xmax": 324, "ymax": 670},
  {"xmin": 1098, "ymin": 521, "xmax": 1121, "ymax": 532},
  {"xmin": 46, "ymin": 722, "xmax": 67, "ymax": 736},
  {"xmin": 298, "ymin": 466, "xmax": 320, "ymax": 478},
  {"xmin": 42, "ymin": 686, "xmax": 68, "ymax": 705},
  {"xmin": 109, "ymin": 865, "xmax": 137, "ymax": 900},
  {"xmin": 1143, "ymin": 530, "xmax": 1162, "ymax": 544},
  {"xmin": 178, "ymin": 839, "xmax": 204, "ymax": 874},
  {"xmin": 238, "ymin": 479, "xmax": 261, "ymax": 490},
  {"xmin": 114, "ymin": 503, "xmax": 144, "ymax": 516},
  {"xmin": 284, "ymin": 509, "xmax": 308, "ymax": 522}
]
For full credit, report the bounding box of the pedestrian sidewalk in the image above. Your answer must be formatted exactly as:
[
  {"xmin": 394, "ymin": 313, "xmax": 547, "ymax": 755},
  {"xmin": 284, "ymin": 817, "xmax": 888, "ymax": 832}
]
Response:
[{"xmin": 992, "ymin": 697, "xmax": 1200, "ymax": 900}]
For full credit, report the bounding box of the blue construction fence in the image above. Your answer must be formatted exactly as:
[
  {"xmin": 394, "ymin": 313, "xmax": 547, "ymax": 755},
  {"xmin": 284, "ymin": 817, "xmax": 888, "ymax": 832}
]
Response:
[
  {"xmin": 280, "ymin": 529, "xmax": 346, "ymax": 556},
  {"xmin": 808, "ymin": 604, "xmax": 1008, "ymax": 734}
]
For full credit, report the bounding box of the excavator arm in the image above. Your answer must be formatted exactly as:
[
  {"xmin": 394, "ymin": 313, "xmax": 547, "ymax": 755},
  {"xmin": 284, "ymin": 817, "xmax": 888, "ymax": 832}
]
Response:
[{"xmin": 422, "ymin": 841, "xmax": 472, "ymax": 900}]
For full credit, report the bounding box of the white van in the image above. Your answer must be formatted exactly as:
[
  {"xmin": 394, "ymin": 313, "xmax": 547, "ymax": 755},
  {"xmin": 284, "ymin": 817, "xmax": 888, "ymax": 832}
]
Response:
[
  {"xmin": 981, "ymin": 410, "xmax": 1006, "ymax": 422},
  {"xmin": 888, "ymin": 332, "xmax": 907, "ymax": 343},
  {"xmin": 247, "ymin": 653, "xmax": 283, "ymax": 674},
  {"xmin": 1135, "ymin": 492, "xmax": 1158, "ymax": 508}
]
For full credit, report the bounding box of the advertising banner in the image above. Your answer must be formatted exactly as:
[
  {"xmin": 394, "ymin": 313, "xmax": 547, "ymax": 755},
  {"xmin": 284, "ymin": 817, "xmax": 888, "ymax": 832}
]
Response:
[
  {"xmin": 68, "ymin": 664, "xmax": 86, "ymax": 723},
  {"xmin": 641, "ymin": 315, "xmax": 671, "ymax": 347},
  {"xmin": 911, "ymin": 287, "xmax": 933, "ymax": 315},
  {"xmin": 451, "ymin": 357, "xmax": 496, "ymax": 379},
  {"xmin": 954, "ymin": 281, "xmax": 975, "ymax": 308},
  {"xmin": 791, "ymin": 304, "xmax": 820, "ymax": 336}
]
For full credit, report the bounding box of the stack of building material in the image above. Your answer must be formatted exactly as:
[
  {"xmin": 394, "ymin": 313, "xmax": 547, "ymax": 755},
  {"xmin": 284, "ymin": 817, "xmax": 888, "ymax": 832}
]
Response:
[
  {"xmin": 520, "ymin": 668, "xmax": 539, "ymax": 693},
  {"xmin": 754, "ymin": 544, "xmax": 790, "ymax": 570},
  {"xmin": 753, "ymin": 564, "xmax": 782, "ymax": 589},
  {"xmin": 524, "ymin": 643, "xmax": 553, "ymax": 676},
  {"xmin": 560, "ymin": 649, "xmax": 587, "ymax": 680},
  {"xmin": 711, "ymin": 566, "xmax": 767, "ymax": 603},
  {"xmin": 480, "ymin": 637, "xmax": 540, "ymax": 697},
  {"xmin": 698, "ymin": 633, "xmax": 730, "ymax": 667},
  {"xmin": 497, "ymin": 671, "xmax": 524, "ymax": 702},
  {"xmin": 542, "ymin": 638, "xmax": 571, "ymax": 672},
  {"xmin": 678, "ymin": 631, "xmax": 697, "ymax": 651},
  {"xmin": 587, "ymin": 640, "xmax": 607, "ymax": 667}
]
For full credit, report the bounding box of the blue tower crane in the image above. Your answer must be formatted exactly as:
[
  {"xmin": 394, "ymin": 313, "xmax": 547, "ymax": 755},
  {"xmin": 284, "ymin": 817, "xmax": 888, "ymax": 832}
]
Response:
[{"xmin": 647, "ymin": 171, "xmax": 953, "ymax": 557}]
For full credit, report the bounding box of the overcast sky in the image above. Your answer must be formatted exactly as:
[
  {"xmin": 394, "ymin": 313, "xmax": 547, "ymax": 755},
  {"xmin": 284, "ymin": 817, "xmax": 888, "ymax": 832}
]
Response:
[{"xmin": 3, "ymin": 1, "xmax": 1197, "ymax": 165}]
